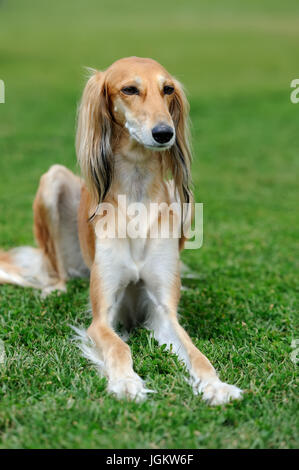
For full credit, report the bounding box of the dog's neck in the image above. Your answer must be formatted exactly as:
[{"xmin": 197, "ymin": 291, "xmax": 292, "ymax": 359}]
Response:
[{"xmin": 112, "ymin": 140, "xmax": 168, "ymax": 204}]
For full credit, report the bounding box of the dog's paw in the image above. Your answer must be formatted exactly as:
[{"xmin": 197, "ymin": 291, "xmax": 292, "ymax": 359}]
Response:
[
  {"xmin": 193, "ymin": 377, "xmax": 243, "ymax": 406},
  {"xmin": 107, "ymin": 375, "xmax": 155, "ymax": 402},
  {"xmin": 41, "ymin": 282, "xmax": 67, "ymax": 298}
]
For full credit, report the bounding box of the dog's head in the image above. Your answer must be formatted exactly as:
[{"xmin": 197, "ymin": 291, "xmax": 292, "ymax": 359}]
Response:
[{"xmin": 76, "ymin": 57, "xmax": 191, "ymax": 212}]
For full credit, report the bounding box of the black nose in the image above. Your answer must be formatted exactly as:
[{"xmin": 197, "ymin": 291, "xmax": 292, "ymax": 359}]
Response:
[{"xmin": 152, "ymin": 124, "xmax": 174, "ymax": 144}]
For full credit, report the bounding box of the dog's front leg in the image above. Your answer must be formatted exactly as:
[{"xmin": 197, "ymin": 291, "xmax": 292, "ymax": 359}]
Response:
[
  {"xmin": 142, "ymin": 240, "xmax": 242, "ymax": 405},
  {"xmin": 153, "ymin": 311, "xmax": 242, "ymax": 405},
  {"xmin": 86, "ymin": 249, "xmax": 152, "ymax": 402}
]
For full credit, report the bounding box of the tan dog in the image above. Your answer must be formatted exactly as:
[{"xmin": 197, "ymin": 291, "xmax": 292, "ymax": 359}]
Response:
[{"xmin": 0, "ymin": 57, "xmax": 242, "ymax": 404}]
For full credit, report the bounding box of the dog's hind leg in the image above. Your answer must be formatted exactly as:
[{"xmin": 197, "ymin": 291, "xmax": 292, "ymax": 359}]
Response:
[
  {"xmin": 33, "ymin": 164, "xmax": 88, "ymax": 295},
  {"xmin": 0, "ymin": 165, "xmax": 88, "ymax": 294},
  {"xmin": 0, "ymin": 165, "xmax": 88, "ymax": 293},
  {"xmin": 0, "ymin": 168, "xmax": 71, "ymax": 291}
]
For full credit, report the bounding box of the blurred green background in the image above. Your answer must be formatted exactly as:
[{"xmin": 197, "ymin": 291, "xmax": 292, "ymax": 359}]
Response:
[{"xmin": 0, "ymin": 0, "xmax": 298, "ymax": 449}]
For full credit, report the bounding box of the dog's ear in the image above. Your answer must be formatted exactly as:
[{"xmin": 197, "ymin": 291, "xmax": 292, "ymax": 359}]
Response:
[
  {"xmin": 76, "ymin": 69, "xmax": 113, "ymax": 218},
  {"xmin": 168, "ymin": 79, "xmax": 192, "ymax": 206}
]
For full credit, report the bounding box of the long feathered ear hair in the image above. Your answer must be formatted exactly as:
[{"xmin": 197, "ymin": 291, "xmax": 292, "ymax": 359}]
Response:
[
  {"xmin": 76, "ymin": 69, "xmax": 113, "ymax": 220},
  {"xmin": 167, "ymin": 79, "xmax": 193, "ymax": 206}
]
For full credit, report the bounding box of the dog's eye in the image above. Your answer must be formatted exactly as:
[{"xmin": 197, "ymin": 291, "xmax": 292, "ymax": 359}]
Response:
[
  {"xmin": 164, "ymin": 85, "xmax": 174, "ymax": 95},
  {"xmin": 121, "ymin": 86, "xmax": 139, "ymax": 95}
]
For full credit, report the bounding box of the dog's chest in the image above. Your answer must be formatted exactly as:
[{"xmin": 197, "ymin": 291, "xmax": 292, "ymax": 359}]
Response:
[
  {"xmin": 125, "ymin": 166, "xmax": 152, "ymax": 204},
  {"xmin": 114, "ymin": 155, "xmax": 156, "ymax": 204},
  {"xmin": 95, "ymin": 237, "xmax": 148, "ymax": 287}
]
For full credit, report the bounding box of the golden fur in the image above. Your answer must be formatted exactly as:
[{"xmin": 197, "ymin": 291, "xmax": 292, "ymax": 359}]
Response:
[{"xmin": 0, "ymin": 57, "xmax": 242, "ymax": 404}]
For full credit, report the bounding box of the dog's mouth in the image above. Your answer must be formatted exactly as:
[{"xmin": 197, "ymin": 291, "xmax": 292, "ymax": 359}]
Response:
[
  {"xmin": 144, "ymin": 142, "xmax": 174, "ymax": 151},
  {"xmin": 127, "ymin": 128, "xmax": 175, "ymax": 151}
]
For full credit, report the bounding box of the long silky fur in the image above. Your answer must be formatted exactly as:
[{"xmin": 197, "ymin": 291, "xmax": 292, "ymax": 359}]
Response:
[
  {"xmin": 167, "ymin": 79, "xmax": 193, "ymax": 212},
  {"xmin": 76, "ymin": 70, "xmax": 114, "ymax": 220}
]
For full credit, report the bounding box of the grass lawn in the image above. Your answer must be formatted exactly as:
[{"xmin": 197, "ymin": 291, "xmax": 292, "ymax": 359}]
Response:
[{"xmin": 0, "ymin": 0, "xmax": 298, "ymax": 448}]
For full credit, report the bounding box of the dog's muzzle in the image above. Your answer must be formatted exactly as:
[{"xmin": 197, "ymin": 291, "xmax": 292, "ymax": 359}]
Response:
[{"xmin": 152, "ymin": 124, "xmax": 174, "ymax": 144}]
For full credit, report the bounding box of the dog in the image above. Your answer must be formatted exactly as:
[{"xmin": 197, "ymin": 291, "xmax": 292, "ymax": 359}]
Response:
[{"xmin": 0, "ymin": 57, "xmax": 242, "ymax": 405}]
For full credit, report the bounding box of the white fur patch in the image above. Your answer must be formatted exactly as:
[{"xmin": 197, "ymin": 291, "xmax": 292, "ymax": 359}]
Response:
[
  {"xmin": 134, "ymin": 76, "xmax": 142, "ymax": 86},
  {"xmin": 190, "ymin": 374, "xmax": 243, "ymax": 406},
  {"xmin": 157, "ymin": 74, "xmax": 166, "ymax": 89},
  {"xmin": 70, "ymin": 325, "xmax": 106, "ymax": 377},
  {"xmin": 0, "ymin": 268, "xmax": 29, "ymax": 287},
  {"xmin": 107, "ymin": 375, "xmax": 155, "ymax": 403},
  {"xmin": 1, "ymin": 247, "xmax": 54, "ymax": 288}
]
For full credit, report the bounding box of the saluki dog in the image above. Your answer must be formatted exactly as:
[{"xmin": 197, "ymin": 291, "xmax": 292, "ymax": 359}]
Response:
[{"xmin": 0, "ymin": 57, "xmax": 242, "ymax": 405}]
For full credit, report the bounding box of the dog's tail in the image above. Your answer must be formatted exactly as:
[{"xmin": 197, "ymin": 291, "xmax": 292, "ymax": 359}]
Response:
[{"xmin": 0, "ymin": 246, "xmax": 55, "ymax": 289}]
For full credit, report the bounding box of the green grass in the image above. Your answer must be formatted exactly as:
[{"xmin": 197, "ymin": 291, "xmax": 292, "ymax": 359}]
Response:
[{"xmin": 0, "ymin": 0, "xmax": 298, "ymax": 449}]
